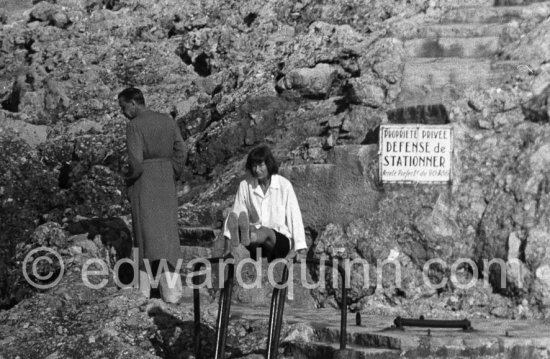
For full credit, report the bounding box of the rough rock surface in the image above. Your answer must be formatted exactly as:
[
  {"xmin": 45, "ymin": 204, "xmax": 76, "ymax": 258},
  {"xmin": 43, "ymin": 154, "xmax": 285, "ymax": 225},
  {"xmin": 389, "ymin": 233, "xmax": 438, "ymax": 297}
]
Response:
[{"xmin": 2, "ymin": 0, "xmax": 550, "ymax": 356}]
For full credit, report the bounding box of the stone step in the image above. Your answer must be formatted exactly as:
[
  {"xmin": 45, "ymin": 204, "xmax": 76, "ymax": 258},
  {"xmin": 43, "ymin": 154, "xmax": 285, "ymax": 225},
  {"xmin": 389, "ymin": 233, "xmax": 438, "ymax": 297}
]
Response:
[
  {"xmin": 387, "ymin": 104, "xmax": 450, "ymax": 125},
  {"xmin": 395, "ymin": 88, "xmax": 465, "ymax": 108},
  {"xmin": 404, "ymin": 36, "xmax": 500, "ymax": 58},
  {"xmin": 313, "ymin": 326, "xmax": 401, "ymax": 350},
  {"xmin": 402, "ymin": 23, "xmax": 507, "ymax": 40},
  {"xmin": 453, "ymin": 0, "xmax": 506, "ymax": 5},
  {"xmin": 397, "ymin": 58, "xmax": 524, "ymax": 106},
  {"xmin": 495, "ymin": 0, "xmax": 550, "ymax": 5},
  {"xmin": 178, "ymin": 226, "xmax": 217, "ymax": 246},
  {"xmin": 286, "ymin": 341, "xmax": 401, "ymax": 359},
  {"xmin": 230, "ymin": 306, "xmax": 550, "ymax": 358},
  {"xmin": 402, "ymin": 57, "xmax": 492, "ymax": 90},
  {"xmin": 440, "ymin": 5, "xmax": 547, "ymax": 23},
  {"xmin": 436, "ymin": 0, "xmax": 502, "ymax": 5}
]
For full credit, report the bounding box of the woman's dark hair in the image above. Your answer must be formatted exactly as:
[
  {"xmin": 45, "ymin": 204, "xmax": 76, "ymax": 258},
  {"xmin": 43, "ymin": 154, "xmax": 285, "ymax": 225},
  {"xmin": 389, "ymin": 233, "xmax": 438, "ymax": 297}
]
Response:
[
  {"xmin": 118, "ymin": 87, "xmax": 145, "ymax": 105},
  {"xmin": 245, "ymin": 145, "xmax": 278, "ymax": 176}
]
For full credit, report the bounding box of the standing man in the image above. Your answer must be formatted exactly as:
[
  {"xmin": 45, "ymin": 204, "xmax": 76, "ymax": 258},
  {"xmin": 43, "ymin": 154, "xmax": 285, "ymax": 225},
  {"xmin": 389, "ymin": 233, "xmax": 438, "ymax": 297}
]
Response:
[{"xmin": 118, "ymin": 87, "xmax": 187, "ymax": 303}]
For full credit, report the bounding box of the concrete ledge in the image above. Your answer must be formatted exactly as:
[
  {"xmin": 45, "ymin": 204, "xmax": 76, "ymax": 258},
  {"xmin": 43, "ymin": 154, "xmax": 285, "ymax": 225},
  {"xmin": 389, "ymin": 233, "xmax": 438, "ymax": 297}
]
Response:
[
  {"xmin": 280, "ymin": 145, "xmax": 380, "ymax": 228},
  {"xmin": 402, "ymin": 23, "xmax": 507, "ymax": 40},
  {"xmin": 404, "ymin": 37, "xmax": 499, "ymax": 58},
  {"xmin": 440, "ymin": 6, "xmax": 540, "ymax": 24},
  {"xmin": 402, "ymin": 58, "xmax": 492, "ymax": 90},
  {"xmin": 178, "ymin": 226, "xmax": 217, "ymax": 246}
]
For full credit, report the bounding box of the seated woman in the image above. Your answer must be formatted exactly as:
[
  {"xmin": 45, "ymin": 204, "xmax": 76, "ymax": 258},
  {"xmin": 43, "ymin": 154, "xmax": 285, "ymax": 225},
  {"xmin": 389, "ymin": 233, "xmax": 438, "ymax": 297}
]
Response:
[{"xmin": 224, "ymin": 145, "xmax": 307, "ymax": 262}]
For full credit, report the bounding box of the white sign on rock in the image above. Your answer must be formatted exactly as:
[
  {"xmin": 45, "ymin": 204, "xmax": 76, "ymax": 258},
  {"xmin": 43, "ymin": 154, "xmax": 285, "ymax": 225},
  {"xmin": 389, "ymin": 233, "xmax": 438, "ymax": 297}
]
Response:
[{"xmin": 379, "ymin": 124, "xmax": 453, "ymax": 183}]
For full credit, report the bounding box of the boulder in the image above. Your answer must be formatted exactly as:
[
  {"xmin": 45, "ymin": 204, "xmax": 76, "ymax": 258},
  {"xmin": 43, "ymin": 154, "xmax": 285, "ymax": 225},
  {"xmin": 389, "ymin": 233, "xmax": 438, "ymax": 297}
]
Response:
[
  {"xmin": 43, "ymin": 79, "xmax": 70, "ymax": 112},
  {"xmin": 285, "ymin": 22, "xmax": 370, "ymax": 70},
  {"xmin": 534, "ymin": 265, "xmax": 550, "ymax": 308},
  {"xmin": 49, "ymin": 11, "xmax": 71, "ymax": 29},
  {"xmin": 531, "ymin": 64, "xmax": 550, "ymax": 96},
  {"xmin": 29, "ymin": 1, "xmax": 71, "ymax": 28},
  {"xmin": 279, "ymin": 63, "xmax": 342, "ymax": 98},
  {"xmin": 522, "ymin": 84, "xmax": 550, "ymax": 123},
  {"xmin": 0, "ymin": 111, "xmax": 49, "ymax": 147},
  {"xmin": 18, "ymin": 91, "xmax": 47, "ymax": 123},
  {"xmin": 502, "ymin": 17, "xmax": 550, "ymax": 62},
  {"xmin": 66, "ymin": 119, "xmax": 103, "ymax": 136},
  {"xmin": 340, "ymin": 106, "xmax": 386, "ymax": 143},
  {"xmin": 29, "ymin": 2, "xmax": 59, "ymax": 22},
  {"xmin": 529, "ymin": 142, "xmax": 550, "ymax": 171},
  {"xmin": 28, "ymin": 222, "xmax": 68, "ymax": 248},
  {"xmin": 0, "ymin": 9, "xmax": 7, "ymax": 24},
  {"xmin": 65, "ymin": 217, "xmax": 132, "ymax": 260},
  {"xmin": 360, "ymin": 37, "xmax": 405, "ymax": 85},
  {"xmin": 348, "ymin": 77, "xmax": 385, "ymax": 108}
]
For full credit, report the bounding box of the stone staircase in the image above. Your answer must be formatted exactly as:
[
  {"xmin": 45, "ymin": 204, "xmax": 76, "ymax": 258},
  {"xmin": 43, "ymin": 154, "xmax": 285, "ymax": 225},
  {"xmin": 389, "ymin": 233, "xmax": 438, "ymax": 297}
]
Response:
[
  {"xmin": 283, "ymin": 315, "xmax": 403, "ymax": 359},
  {"xmin": 179, "ymin": 226, "xmax": 217, "ymax": 260},
  {"xmin": 397, "ymin": 1, "xmax": 550, "ymax": 108},
  {"xmin": 227, "ymin": 305, "xmax": 550, "ymax": 359},
  {"xmin": 287, "ymin": 325, "xmax": 402, "ymax": 359}
]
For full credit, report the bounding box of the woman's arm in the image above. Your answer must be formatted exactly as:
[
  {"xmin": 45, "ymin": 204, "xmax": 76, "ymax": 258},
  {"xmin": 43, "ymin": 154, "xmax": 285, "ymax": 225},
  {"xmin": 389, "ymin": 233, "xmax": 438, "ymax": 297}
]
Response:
[
  {"xmin": 223, "ymin": 181, "xmax": 249, "ymax": 238},
  {"xmin": 285, "ymin": 183, "xmax": 307, "ymax": 251}
]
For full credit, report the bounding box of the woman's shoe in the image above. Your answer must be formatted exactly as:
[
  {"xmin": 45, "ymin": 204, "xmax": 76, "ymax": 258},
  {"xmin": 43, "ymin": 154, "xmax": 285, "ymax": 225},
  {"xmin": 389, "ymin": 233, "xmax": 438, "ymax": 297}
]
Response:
[
  {"xmin": 238, "ymin": 212, "xmax": 250, "ymax": 246},
  {"xmin": 227, "ymin": 212, "xmax": 239, "ymax": 248}
]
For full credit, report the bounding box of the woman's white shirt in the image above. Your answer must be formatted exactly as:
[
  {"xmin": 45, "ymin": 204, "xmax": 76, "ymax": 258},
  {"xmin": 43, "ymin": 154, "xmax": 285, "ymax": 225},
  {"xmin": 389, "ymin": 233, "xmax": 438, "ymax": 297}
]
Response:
[{"xmin": 223, "ymin": 174, "xmax": 307, "ymax": 251}]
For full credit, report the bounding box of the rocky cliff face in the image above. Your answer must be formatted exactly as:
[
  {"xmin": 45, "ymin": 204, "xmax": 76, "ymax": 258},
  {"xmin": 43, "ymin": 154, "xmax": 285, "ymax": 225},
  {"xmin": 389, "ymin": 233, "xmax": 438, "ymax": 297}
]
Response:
[{"xmin": 2, "ymin": 0, "xmax": 550, "ymax": 356}]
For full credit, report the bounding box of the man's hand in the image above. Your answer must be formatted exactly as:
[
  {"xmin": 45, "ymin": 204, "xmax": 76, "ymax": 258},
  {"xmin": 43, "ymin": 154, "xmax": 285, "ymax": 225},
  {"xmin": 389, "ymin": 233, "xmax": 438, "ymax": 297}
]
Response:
[
  {"xmin": 124, "ymin": 176, "xmax": 136, "ymax": 187},
  {"xmin": 120, "ymin": 164, "xmax": 130, "ymax": 177}
]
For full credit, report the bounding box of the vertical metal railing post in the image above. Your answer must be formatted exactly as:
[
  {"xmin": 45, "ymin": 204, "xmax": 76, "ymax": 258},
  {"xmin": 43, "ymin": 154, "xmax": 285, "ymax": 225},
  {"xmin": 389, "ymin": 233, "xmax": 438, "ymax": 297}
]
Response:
[
  {"xmin": 215, "ymin": 261, "xmax": 234, "ymax": 358},
  {"xmin": 193, "ymin": 266, "xmax": 202, "ymax": 358},
  {"xmin": 192, "ymin": 253, "xmax": 234, "ymax": 359},
  {"xmin": 337, "ymin": 260, "xmax": 347, "ymax": 350},
  {"xmin": 265, "ymin": 257, "xmax": 349, "ymax": 358},
  {"xmin": 266, "ymin": 262, "xmax": 290, "ymax": 359}
]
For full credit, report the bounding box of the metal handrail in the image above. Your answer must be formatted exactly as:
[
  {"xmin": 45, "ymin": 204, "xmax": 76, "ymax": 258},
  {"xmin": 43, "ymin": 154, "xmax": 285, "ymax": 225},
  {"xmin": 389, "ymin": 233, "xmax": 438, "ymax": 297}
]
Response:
[
  {"xmin": 266, "ymin": 262, "xmax": 289, "ymax": 358},
  {"xmin": 192, "ymin": 253, "xmax": 235, "ymax": 359},
  {"xmin": 192, "ymin": 254, "xmax": 349, "ymax": 359},
  {"xmin": 266, "ymin": 257, "xmax": 349, "ymax": 358}
]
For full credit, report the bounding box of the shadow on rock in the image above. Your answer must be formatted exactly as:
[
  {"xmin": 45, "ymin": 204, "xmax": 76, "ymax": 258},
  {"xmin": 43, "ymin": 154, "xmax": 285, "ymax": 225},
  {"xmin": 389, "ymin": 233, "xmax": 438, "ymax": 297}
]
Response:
[{"xmin": 148, "ymin": 306, "xmax": 216, "ymax": 359}]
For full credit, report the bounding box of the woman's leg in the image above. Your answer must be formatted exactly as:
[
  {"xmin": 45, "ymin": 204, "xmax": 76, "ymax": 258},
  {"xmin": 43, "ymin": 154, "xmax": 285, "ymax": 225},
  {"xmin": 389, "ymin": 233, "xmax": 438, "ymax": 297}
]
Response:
[
  {"xmin": 266, "ymin": 231, "xmax": 291, "ymax": 262},
  {"xmin": 235, "ymin": 211, "xmax": 276, "ymax": 248},
  {"xmin": 231, "ymin": 213, "xmax": 287, "ymax": 260},
  {"xmin": 226, "ymin": 212, "xmax": 239, "ymax": 247},
  {"xmin": 238, "ymin": 212, "xmax": 250, "ymax": 246},
  {"xmin": 246, "ymin": 227, "xmax": 292, "ymax": 262},
  {"xmin": 250, "ymin": 226, "xmax": 277, "ymax": 247}
]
